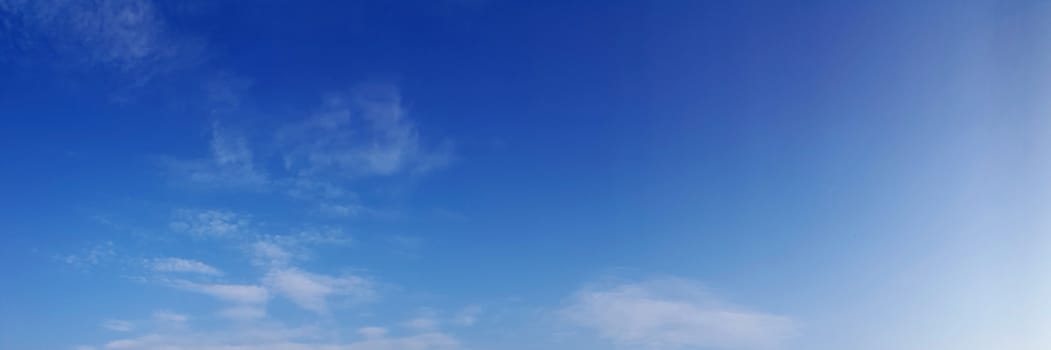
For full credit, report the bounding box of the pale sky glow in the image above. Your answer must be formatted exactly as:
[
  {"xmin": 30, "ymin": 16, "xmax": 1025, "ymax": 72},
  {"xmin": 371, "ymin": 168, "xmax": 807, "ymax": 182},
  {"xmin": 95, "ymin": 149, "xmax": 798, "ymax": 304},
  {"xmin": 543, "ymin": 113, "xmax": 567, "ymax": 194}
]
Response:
[{"xmin": 0, "ymin": 1, "xmax": 1048, "ymax": 350}]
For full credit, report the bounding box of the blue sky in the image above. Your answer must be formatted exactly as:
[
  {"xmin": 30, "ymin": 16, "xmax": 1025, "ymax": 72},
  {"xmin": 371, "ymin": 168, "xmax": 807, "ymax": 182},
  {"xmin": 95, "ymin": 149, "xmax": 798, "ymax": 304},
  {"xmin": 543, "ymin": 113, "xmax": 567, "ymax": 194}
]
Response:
[{"xmin": 1, "ymin": 1, "xmax": 1048, "ymax": 349}]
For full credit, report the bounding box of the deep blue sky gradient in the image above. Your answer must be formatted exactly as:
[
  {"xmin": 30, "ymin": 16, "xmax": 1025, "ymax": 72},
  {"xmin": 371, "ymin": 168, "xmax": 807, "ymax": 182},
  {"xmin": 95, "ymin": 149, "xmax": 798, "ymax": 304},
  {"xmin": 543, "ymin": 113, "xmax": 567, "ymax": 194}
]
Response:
[{"xmin": 1, "ymin": 1, "xmax": 1048, "ymax": 350}]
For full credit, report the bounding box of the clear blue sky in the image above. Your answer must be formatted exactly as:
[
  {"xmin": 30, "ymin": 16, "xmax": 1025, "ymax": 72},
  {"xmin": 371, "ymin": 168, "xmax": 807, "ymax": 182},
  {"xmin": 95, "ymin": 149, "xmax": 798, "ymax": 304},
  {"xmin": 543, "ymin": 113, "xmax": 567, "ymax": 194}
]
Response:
[{"xmin": 1, "ymin": 1, "xmax": 1047, "ymax": 350}]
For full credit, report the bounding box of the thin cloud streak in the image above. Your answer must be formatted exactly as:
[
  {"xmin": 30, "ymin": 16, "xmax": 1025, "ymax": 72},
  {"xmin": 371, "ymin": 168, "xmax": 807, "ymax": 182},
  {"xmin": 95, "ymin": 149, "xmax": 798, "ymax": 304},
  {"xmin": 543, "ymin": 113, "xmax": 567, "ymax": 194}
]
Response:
[
  {"xmin": 263, "ymin": 268, "xmax": 374, "ymax": 314},
  {"xmin": 0, "ymin": 0, "xmax": 200, "ymax": 84},
  {"xmin": 89, "ymin": 315, "xmax": 459, "ymax": 350},
  {"xmin": 167, "ymin": 279, "xmax": 270, "ymax": 305},
  {"xmin": 561, "ymin": 278, "xmax": 798, "ymax": 350},
  {"xmin": 277, "ymin": 86, "xmax": 453, "ymax": 180},
  {"xmin": 163, "ymin": 124, "xmax": 269, "ymax": 189},
  {"xmin": 148, "ymin": 257, "xmax": 222, "ymax": 275},
  {"xmin": 169, "ymin": 208, "xmax": 250, "ymax": 238}
]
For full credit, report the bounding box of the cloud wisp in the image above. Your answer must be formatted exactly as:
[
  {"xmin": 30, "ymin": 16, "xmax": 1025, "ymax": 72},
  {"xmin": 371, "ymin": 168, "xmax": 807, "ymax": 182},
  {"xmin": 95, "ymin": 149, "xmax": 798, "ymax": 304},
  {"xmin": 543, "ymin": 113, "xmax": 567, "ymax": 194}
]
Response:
[
  {"xmin": 159, "ymin": 86, "xmax": 453, "ymax": 220},
  {"xmin": 168, "ymin": 279, "xmax": 270, "ymax": 305},
  {"xmin": 169, "ymin": 208, "xmax": 250, "ymax": 238},
  {"xmin": 249, "ymin": 227, "xmax": 353, "ymax": 268},
  {"xmin": 560, "ymin": 278, "xmax": 798, "ymax": 350},
  {"xmin": 102, "ymin": 319, "xmax": 134, "ymax": 332},
  {"xmin": 148, "ymin": 257, "xmax": 222, "ymax": 276},
  {"xmin": 263, "ymin": 268, "xmax": 375, "ymax": 314},
  {"xmin": 163, "ymin": 124, "xmax": 269, "ymax": 189},
  {"xmin": 86, "ymin": 312, "xmax": 459, "ymax": 350},
  {"xmin": 151, "ymin": 311, "xmax": 187, "ymax": 324},
  {"xmin": 59, "ymin": 241, "xmax": 117, "ymax": 268},
  {"xmin": 277, "ymin": 87, "xmax": 453, "ymax": 180},
  {"xmin": 0, "ymin": 0, "xmax": 199, "ymax": 84},
  {"xmin": 98, "ymin": 329, "xmax": 459, "ymax": 350}
]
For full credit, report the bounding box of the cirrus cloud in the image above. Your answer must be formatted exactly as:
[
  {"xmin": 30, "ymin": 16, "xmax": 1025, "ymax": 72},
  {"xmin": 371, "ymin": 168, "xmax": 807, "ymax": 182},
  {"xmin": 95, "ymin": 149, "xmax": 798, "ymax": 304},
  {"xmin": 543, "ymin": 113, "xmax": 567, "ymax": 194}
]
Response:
[
  {"xmin": 277, "ymin": 86, "xmax": 453, "ymax": 180},
  {"xmin": 169, "ymin": 208, "xmax": 250, "ymax": 238},
  {"xmin": 90, "ymin": 315, "xmax": 459, "ymax": 350},
  {"xmin": 169, "ymin": 280, "xmax": 270, "ymax": 305},
  {"xmin": 263, "ymin": 268, "xmax": 374, "ymax": 314},
  {"xmin": 0, "ymin": 0, "xmax": 199, "ymax": 84},
  {"xmin": 560, "ymin": 278, "xmax": 798, "ymax": 350},
  {"xmin": 148, "ymin": 257, "xmax": 222, "ymax": 275}
]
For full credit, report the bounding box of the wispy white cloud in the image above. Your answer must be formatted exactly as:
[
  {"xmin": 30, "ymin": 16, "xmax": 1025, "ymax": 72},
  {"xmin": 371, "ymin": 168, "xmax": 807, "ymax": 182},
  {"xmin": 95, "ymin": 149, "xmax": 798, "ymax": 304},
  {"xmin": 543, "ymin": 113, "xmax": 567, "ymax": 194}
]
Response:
[
  {"xmin": 59, "ymin": 241, "xmax": 117, "ymax": 268},
  {"xmin": 151, "ymin": 311, "xmax": 187, "ymax": 324},
  {"xmin": 89, "ymin": 315, "xmax": 458, "ymax": 350},
  {"xmin": 357, "ymin": 327, "xmax": 388, "ymax": 339},
  {"xmin": 148, "ymin": 257, "xmax": 221, "ymax": 275},
  {"xmin": 561, "ymin": 278, "xmax": 798, "ymax": 350},
  {"xmin": 217, "ymin": 305, "xmax": 266, "ymax": 321},
  {"xmin": 100, "ymin": 331, "xmax": 458, "ymax": 350},
  {"xmin": 250, "ymin": 241, "xmax": 294, "ymax": 268},
  {"xmin": 404, "ymin": 316, "xmax": 440, "ymax": 332},
  {"xmin": 249, "ymin": 227, "xmax": 352, "ymax": 267},
  {"xmin": 277, "ymin": 86, "xmax": 453, "ymax": 180},
  {"xmin": 318, "ymin": 202, "xmax": 374, "ymax": 218},
  {"xmin": 263, "ymin": 268, "xmax": 374, "ymax": 313},
  {"xmin": 194, "ymin": 283, "xmax": 269, "ymax": 304},
  {"xmin": 241, "ymin": 232, "xmax": 373, "ymax": 315},
  {"xmin": 283, "ymin": 227, "xmax": 353, "ymax": 246},
  {"xmin": 405, "ymin": 307, "xmax": 483, "ymax": 331},
  {"xmin": 164, "ymin": 124, "xmax": 269, "ymax": 188},
  {"xmin": 161, "ymin": 85, "xmax": 450, "ymax": 194},
  {"xmin": 100, "ymin": 311, "xmax": 187, "ymax": 332},
  {"xmin": 157, "ymin": 86, "xmax": 452, "ymax": 223},
  {"xmin": 169, "ymin": 208, "xmax": 249, "ymax": 238},
  {"xmin": 102, "ymin": 319, "xmax": 134, "ymax": 332},
  {"xmin": 340, "ymin": 332, "xmax": 458, "ymax": 350},
  {"xmin": 0, "ymin": 0, "xmax": 197, "ymax": 83},
  {"xmin": 285, "ymin": 177, "xmax": 346, "ymax": 200},
  {"xmin": 169, "ymin": 280, "xmax": 270, "ymax": 305}
]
